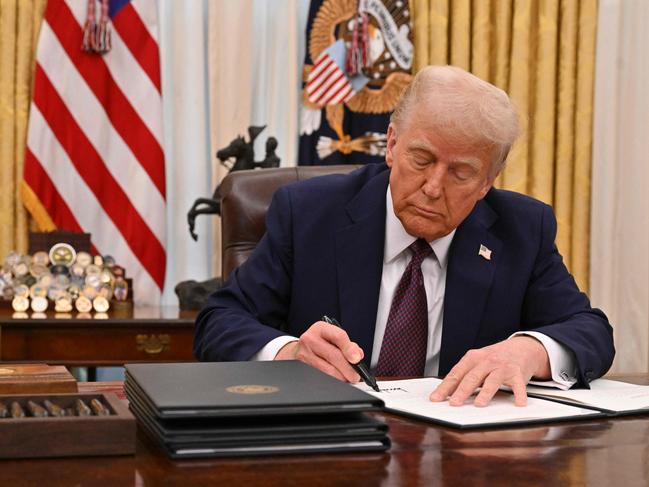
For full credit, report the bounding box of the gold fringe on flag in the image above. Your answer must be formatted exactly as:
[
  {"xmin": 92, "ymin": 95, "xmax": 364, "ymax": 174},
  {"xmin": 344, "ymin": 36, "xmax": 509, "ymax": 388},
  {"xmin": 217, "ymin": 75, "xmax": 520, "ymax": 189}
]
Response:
[{"xmin": 20, "ymin": 181, "xmax": 56, "ymax": 231}]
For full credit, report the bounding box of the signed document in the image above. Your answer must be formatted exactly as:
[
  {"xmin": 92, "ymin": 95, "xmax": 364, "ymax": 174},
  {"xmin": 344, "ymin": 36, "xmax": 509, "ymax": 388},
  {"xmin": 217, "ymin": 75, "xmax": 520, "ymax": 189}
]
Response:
[
  {"xmin": 526, "ymin": 379, "xmax": 649, "ymax": 414},
  {"xmin": 355, "ymin": 378, "xmax": 601, "ymax": 429}
]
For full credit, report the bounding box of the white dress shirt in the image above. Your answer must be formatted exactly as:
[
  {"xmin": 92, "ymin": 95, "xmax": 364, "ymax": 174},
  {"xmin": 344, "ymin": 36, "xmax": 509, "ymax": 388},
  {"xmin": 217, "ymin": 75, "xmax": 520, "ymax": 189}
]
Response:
[{"xmin": 252, "ymin": 187, "xmax": 578, "ymax": 389}]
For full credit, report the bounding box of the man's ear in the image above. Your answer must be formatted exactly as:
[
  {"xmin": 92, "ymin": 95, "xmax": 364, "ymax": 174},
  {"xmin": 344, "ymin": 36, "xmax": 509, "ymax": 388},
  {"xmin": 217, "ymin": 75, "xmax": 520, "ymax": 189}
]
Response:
[
  {"xmin": 386, "ymin": 124, "xmax": 397, "ymax": 168},
  {"xmin": 478, "ymin": 180, "xmax": 494, "ymax": 199},
  {"xmin": 479, "ymin": 152, "xmax": 505, "ymax": 198}
]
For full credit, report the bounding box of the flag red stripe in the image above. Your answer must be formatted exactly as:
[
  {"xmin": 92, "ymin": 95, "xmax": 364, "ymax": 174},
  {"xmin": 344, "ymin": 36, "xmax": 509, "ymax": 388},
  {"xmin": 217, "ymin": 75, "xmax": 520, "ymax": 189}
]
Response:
[
  {"xmin": 24, "ymin": 149, "xmax": 84, "ymax": 233},
  {"xmin": 321, "ymin": 80, "xmax": 352, "ymax": 105},
  {"xmin": 306, "ymin": 60, "xmax": 336, "ymax": 94},
  {"xmin": 47, "ymin": 3, "xmax": 166, "ymax": 199},
  {"xmin": 306, "ymin": 58, "xmax": 335, "ymax": 94},
  {"xmin": 23, "ymin": 155, "xmax": 100, "ymax": 256},
  {"xmin": 309, "ymin": 54, "xmax": 332, "ymax": 80},
  {"xmin": 309, "ymin": 66, "xmax": 341, "ymax": 100},
  {"xmin": 336, "ymin": 85, "xmax": 354, "ymax": 104},
  {"xmin": 314, "ymin": 71, "xmax": 345, "ymax": 104},
  {"xmin": 33, "ymin": 65, "xmax": 166, "ymax": 288},
  {"xmin": 111, "ymin": 3, "xmax": 161, "ymax": 93}
]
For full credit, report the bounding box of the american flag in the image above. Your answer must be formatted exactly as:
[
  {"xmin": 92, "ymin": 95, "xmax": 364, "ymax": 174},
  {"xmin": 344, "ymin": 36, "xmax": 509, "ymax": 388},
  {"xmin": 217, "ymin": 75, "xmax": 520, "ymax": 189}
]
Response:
[
  {"xmin": 306, "ymin": 39, "xmax": 359, "ymax": 106},
  {"xmin": 22, "ymin": 0, "xmax": 165, "ymax": 304}
]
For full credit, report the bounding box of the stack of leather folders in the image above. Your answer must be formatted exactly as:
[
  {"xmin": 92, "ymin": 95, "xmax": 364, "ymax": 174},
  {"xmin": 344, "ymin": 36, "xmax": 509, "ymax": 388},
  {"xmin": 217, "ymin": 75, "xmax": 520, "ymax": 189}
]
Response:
[{"xmin": 124, "ymin": 361, "xmax": 389, "ymax": 458}]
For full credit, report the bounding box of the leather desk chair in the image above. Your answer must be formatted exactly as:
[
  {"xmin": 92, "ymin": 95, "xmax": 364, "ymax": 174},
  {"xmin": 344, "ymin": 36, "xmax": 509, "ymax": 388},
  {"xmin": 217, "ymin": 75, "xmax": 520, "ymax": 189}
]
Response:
[{"xmin": 219, "ymin": 165, "xmax": 361, "ymax": 281}]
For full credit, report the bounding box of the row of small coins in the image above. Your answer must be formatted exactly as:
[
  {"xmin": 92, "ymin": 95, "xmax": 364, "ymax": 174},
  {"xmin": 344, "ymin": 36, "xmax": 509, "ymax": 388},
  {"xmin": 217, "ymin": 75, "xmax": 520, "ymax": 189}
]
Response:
[
  {"xmin": 0, "ymin": 398, "xmax": 111, "ymax": 418},
  {"xmin": 12, "ymin": 293, "xmax": 110, "ymax": 314}
]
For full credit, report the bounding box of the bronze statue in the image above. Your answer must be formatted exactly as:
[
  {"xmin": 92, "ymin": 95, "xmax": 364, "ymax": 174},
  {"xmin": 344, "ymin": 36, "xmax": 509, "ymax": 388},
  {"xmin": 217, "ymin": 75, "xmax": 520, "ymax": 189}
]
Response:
[
  {"xmin": 187, "ymin": 125, "xmax": 280, "ymax": 241},
  {"xmin": 174, "ymin": 277, "xmax": 222, "ymax": 311}
]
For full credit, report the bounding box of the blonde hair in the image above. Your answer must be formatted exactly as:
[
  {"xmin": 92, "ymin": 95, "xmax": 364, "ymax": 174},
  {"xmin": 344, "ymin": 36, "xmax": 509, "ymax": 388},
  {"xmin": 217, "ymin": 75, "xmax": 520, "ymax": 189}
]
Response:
[{"xmin": 391, "ymin": 65, "xmax": 521, "ymax": 174}]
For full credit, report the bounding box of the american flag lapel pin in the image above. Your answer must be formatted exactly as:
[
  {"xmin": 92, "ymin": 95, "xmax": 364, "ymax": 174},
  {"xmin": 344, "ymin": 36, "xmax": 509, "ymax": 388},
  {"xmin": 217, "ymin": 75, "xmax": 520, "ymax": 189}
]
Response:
[{"xmin": 478, "ymin": 244, "xmax": 492, "ymax": 261}]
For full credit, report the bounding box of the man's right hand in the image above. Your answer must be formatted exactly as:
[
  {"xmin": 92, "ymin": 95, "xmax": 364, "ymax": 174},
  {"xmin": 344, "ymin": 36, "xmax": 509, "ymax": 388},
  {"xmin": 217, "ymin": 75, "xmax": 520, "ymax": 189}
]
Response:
[{"xmin": 274, "ymin": 321, "xmax": 363, "ymax": 383}]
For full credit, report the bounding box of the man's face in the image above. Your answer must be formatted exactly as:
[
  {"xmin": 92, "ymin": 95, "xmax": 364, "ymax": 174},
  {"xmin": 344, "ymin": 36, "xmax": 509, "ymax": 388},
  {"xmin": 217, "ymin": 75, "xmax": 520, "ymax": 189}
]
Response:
[{"xmin": 386, "ymin": 120, "xmax": 498, "ymax": 241}]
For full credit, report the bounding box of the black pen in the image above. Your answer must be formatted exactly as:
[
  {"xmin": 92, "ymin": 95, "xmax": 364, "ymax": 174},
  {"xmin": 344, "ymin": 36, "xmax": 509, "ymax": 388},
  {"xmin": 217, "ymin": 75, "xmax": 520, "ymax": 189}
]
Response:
[{"xmin": 321, "ymin": 315, "xmax": 380, "ymax": 392}]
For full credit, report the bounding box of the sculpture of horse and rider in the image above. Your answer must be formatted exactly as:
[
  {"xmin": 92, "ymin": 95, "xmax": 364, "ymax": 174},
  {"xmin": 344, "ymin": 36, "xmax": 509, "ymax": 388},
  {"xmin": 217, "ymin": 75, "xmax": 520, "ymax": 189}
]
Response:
[{"xmin": 187, "ymin": 125, "xmax": 280, "ymax": 241}]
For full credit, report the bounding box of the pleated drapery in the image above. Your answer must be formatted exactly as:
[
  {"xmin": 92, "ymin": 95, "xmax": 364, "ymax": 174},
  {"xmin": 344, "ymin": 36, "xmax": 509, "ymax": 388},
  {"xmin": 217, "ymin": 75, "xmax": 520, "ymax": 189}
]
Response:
[
  {"xmin": 0, "ymin": 0, "xmax": 46, "ymax": 258},
  {"xmin": 591, "ymin": 0, "xmax": 649, "ymax": 374},
  {"xmin": 411, "ymin": 0, "xmax": 597, "ymax": 292}
]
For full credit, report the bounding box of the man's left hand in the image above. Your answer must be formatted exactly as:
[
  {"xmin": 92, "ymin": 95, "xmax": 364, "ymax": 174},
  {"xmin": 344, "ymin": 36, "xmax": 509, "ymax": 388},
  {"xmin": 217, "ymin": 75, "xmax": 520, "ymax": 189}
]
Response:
[{"xmin": 429, "ymin": 336, "xmax": 551, "ymax": 407}]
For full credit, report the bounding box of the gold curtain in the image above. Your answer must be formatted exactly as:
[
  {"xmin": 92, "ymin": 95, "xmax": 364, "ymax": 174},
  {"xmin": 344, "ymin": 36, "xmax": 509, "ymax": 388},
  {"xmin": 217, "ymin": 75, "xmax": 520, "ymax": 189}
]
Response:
[
  {"xmin": 0, "ymin": 0, "xmax": 47, "ymax": 257},
  {"xmin": 411, "ymin": 0, "xmax": 597, "ymax": 293}
]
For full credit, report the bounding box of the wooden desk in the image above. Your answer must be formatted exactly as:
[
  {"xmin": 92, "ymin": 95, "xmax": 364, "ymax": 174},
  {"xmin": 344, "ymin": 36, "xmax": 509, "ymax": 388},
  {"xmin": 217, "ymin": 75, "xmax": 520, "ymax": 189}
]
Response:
[
  {"xmin": 0, "ymin": 307, "xmax": 197, "ymax": 366},
  {"xmin": 0, "ymin": 378, "xmax": 648, "ymax": 486}
]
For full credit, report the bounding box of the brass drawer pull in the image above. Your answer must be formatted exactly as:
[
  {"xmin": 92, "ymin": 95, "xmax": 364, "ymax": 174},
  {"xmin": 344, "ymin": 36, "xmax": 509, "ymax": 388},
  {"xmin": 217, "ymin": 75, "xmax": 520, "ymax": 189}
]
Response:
[{"xmin": 136, "ymin": 334, "xmax": 170, "ymax": 354}]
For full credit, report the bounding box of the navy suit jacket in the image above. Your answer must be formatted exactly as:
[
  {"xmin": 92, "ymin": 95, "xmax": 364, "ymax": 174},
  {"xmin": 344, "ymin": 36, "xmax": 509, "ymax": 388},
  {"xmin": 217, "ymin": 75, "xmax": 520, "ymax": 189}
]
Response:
[{"xmin": 194, "ymin": 164, "xmax": 615, "ymax": 386}]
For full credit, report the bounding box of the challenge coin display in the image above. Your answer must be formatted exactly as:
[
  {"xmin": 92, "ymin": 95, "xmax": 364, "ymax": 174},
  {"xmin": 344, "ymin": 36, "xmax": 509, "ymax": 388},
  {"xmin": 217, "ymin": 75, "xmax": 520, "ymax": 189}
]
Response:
[
  {"xmin": 29, "ymin": 284, "xmax": 47, "ymax": 299},
  {"xmin": 98, "ymin": 284, "xmax": 113, "ymax": 300},
  {"xmin": 55, "ymin": 295, "xmax": 73, "ymax": 313},
  {"xmin": 31, "ymin": 296, "xmax": 48, "ymax": 313},
  {"xmin": 38, "ymin": 273, "xmax": 53, "ymax": 287},
  {"xmin": 1, "ymin": 242, "xmax": 133, "ymax": 314},
  {"xmin": 12, "ymin": 261, "xmax": 28, "ymax": 278},
  {"xmin": 29, "ymin": 263, "xmax": 48, "ymax": 278},
  {"xmin": 93, "ymin": 296, "xmax": 110, "ymax": 313},
  {"xmin": 70, "ymin": 263, "xmax": 85, "ymax": 278},
  {"xmin": 49, "ymin": 243, "xmax": 76, "ymax": 267},
  {"xmin": 85, "ymin": 264, "xmax": 101, "ymax": 277},
  {"xmin": 31, "ymin": 251, "xmax": 50, "ymax": 266},
  {"xmin": 85, "ymin": 274, "xmax": 101, "ymax": 290},
  {"xmin": 75, "ymin": 251, "xmax": 92, "ymax": 268},
  {"xmin": 14, "ymin": 285, "xmax": 29, "ymax": 298},
  {"xmin": 75, "ymin": 296, "xmax": 93, "ymax": 313},
  {"xmin": 12, "ymin": 296, "xmax": 29, "ymax": 312},
  {"xmin": 5, "ymin": 251, "xmax": 20, "ymax": 267},
  {"xmin": 83, "ymin": 284, "xmax": 98, "ymax": 300}
]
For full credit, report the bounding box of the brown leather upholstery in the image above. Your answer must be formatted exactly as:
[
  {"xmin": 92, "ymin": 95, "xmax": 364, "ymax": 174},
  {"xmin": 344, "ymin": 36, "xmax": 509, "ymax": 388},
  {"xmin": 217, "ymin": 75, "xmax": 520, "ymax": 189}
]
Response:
[{"xmin": 220, "ymin": 165, "xmax": 361, "ymax": 281}]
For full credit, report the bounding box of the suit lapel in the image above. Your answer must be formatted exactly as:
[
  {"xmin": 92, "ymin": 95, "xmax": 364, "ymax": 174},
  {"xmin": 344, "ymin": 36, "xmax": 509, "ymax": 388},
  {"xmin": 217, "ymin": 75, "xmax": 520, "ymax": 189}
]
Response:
[
  {"xmin": 439, "ymin": 198, "xmax": 502, "ymax": 375},
  {"xmin": 335, "ymin": 170, "xmax": 389, "ymax": 361}
]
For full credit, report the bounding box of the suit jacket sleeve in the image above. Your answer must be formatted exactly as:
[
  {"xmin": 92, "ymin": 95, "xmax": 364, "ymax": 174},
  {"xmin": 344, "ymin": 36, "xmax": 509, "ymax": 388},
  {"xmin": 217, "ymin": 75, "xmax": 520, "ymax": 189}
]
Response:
[
  {"xmin": 523, "ymin": 203, "xmax": 615, "ymax": 386},
  {"xmin": 193, "ymin": 187, "xmax": 294, "ymax": 361}
]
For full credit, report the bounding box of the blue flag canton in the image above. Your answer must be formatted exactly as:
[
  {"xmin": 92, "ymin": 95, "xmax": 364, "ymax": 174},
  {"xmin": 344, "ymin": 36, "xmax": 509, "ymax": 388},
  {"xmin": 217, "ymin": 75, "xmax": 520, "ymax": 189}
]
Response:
[{"xmin": 108, "ymin": 0, "xmax": 132, "ymax": 18}]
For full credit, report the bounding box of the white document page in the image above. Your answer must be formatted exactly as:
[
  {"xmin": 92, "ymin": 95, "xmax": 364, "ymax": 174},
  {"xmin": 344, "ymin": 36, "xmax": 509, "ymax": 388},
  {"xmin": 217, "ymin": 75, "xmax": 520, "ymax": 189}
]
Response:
[
  {"xmin": 526, "ymin": 379, "xmax": 649, "ymax": 413},
  {"xmin": 355, "ymin": 378, "xmax": 599, "ymax": 428}
]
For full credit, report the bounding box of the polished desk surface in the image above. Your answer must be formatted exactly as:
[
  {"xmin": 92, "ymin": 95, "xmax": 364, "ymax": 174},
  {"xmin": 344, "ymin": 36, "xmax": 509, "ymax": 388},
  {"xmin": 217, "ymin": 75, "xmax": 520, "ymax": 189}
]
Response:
[{"xmin": 1, "ymin": 376, "xmax": 648, "ymax": 487}]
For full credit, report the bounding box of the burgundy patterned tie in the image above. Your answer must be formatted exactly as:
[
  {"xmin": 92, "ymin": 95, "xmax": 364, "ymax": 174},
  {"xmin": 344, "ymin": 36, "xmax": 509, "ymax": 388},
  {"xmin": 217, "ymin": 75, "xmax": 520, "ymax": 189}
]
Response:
[{"xmin": 376, "ymin": 238, "xmax": 433, "ymax": 377}]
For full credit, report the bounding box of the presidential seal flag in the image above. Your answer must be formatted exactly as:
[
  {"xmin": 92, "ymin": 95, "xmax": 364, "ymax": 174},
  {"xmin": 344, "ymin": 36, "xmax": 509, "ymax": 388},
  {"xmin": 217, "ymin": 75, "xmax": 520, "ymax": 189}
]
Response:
[
  {"xmin": 299, "ymin": 0, "xmax": 413, "ymax": 165},
  {"xmin": 21, "ymin": 0, "xmax": 166, "ymax": 305}
]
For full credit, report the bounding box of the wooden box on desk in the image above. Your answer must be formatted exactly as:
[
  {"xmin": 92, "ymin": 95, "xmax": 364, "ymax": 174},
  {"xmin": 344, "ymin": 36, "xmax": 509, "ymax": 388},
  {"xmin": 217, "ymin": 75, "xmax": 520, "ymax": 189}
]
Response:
[
  {"xmin": 0, "ymin": 364, "xmax": 77, "ymax": 394},
  {"xmin": 0, "ymin": 393, "xmax": 135, "ymax": 458}
]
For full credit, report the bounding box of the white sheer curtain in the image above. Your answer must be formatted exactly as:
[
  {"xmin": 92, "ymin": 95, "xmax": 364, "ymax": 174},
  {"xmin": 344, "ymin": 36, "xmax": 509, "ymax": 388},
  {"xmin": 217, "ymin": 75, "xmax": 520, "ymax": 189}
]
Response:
[
  {"xmin": 591, "ymin": 0, "xmax": 649, "ymax": 374},
  {"xmin": 207, "ymin": 0, "xmax": 309, "ymax": 275},
  {"xmin": 158, "ymin": 0, "xmax": 213, "ymax": 305},
  {"xmin": 97, "ymin": 0, "xmax": 308, "ymax": 379},
  {"xmin": 155, "ymin": 1, "xmax": 309, "ymax": 298}
]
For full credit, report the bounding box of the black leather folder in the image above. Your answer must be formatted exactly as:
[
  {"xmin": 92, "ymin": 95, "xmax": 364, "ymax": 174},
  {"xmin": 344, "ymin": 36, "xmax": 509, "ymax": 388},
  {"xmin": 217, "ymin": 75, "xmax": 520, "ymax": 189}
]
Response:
[
  {"xmin": 129, "ymin": 392, "xmax": 389, "ymax": 458},
  {"xmin": 124, "ymin": 361, "xmax": 383, "ymax": 418},
  {"xmin": 124, "ymin": 361, "xmax": 390, "ymax": 457}
]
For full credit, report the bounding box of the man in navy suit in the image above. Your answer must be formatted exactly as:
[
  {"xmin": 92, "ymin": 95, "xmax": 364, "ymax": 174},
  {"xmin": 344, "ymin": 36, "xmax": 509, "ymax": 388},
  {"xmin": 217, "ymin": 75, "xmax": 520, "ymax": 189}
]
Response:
[{"xmin": 194, "ymin": 66, "xmax": 614, "ymax": 407}]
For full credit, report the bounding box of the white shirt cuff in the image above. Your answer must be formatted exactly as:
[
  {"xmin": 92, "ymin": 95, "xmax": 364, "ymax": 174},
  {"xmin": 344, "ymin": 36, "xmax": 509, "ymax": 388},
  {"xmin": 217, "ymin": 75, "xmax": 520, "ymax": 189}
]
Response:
[
  {"xmin": 250, "ymin": 335, "xmax": 299, "ymax": 361},
  {"xmin": 510, "ymin": 331, "xmax": 578, "ymax": 390}
]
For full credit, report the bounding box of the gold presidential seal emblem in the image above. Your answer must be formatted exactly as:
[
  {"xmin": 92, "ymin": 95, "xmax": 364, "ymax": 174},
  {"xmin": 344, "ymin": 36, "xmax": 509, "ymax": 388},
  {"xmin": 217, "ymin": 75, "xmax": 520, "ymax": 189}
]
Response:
[
  {"xmin": 226, "ymin": 385, "xmax": 280, "ymax": 395},
  {"xmin": 301, "ymin": 0, "xmax": 413, "ymax": 160}
]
